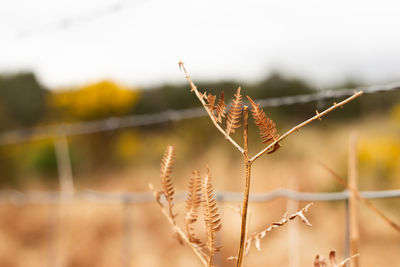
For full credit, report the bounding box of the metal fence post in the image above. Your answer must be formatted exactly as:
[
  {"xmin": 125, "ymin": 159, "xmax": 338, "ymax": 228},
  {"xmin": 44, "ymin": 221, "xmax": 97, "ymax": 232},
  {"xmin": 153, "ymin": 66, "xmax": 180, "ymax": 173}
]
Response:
[
  {"xmin": 287, "ymin": 178, "xmax": 300, "ymax": 267},
  {"xmin": 47, "ymin": 201, "xmax": 58, "ymax": 267},
  {"xmin": 122, "ymin": 196, "xmax": 133, "ymax": 267},
  {"xmin": 348, "ymin": 132, "xmax": 360, "ymax": 267},
  {"xmin": 53, "ymin": 134, "xmax": 74, "ymax": 267},
  {"xmin": 53, "ymin": 135, "xmax": 74, "ymax": 195},
  {"xmin": 344, "ymin": 195, "xmax": 350, "ymax": 262}
]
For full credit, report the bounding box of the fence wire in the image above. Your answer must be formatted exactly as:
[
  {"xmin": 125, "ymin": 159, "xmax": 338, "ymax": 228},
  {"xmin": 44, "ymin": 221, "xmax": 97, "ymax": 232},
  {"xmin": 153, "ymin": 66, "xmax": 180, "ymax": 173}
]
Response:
[
  {"xmin": 16, "ymin": 0, "xmax": 137, "ymax": 39},
  {"xmin": 0, "ymin": 188, "xmax": 399, "ymax": 205},
  {"xmin": 1, "ymin": 81, "xmax": 400, "ymax": 146},
  {"xmin": 2, "ymin": 187, "xmax": 398, "ymax": 267}
]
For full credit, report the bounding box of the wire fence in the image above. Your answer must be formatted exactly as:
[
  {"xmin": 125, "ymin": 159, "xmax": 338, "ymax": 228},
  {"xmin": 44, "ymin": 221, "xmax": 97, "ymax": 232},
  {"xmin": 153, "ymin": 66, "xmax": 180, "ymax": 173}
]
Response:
[
  {"xmin": 0, "ymin": 81, "xmax": 399, "ymax": 266},
  {"xmin": 0, "ymin": 188, "xmax": 399, "ymax": 267},
  {"xmin": 1, "ymin": 188, "xmax": 400, "ymax": 205},
  {"xmin": 0, "ymin": 80, "xmax": 399, "ymax": 146}
]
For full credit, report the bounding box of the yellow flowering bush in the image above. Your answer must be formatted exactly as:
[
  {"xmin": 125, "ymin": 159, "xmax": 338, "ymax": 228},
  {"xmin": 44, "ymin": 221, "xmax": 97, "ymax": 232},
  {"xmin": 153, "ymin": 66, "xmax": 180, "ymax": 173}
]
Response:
[
  {"xmin": 51, "ymin": 80, "xmax": 140, "ymax": 120},
  {"xmin": 390, "ymin": 102, "xmax": 400, "ymax": 125},
  {"xmin": 359, "ymin": 136, "xmax": 400, "ymax": 181}
]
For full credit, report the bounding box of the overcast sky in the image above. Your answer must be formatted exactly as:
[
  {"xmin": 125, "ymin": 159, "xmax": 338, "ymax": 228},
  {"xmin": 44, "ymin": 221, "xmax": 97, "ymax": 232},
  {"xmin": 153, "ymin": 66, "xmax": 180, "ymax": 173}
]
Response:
[{"xmin": 1, "ymin": 0, "xmax": 400, "ymax": 89}]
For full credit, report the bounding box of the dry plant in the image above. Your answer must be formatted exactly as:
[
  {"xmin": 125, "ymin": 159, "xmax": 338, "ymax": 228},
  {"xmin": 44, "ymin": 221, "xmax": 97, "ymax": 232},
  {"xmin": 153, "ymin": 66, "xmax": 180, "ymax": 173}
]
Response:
[
  {"xmin": 314, "ymin": 250, "xmax": 359, "ymax": 267},
  {"xmin": 149, "ymin": 148, "xmax": 221, "ymax": 267},
  {"xmin": 320, "ymin": 162, "xmax": 400, "ymax": 232},
  {"xmin": 150, "ymin": 62, "xmax": 363, "ymax": 267},
  {"xmin": 228, "ymin": 203, "xmax": 313, "ymax": 261}
]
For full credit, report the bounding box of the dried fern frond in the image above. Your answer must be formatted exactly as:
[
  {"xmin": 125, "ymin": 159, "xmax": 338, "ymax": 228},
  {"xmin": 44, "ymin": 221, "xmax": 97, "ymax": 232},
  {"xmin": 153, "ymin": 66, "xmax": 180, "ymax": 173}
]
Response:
[
  {"xmin": 202, "ymin": 168, "xmax": 222, "ymax": 266},
  {"xmin": 244, "ymin": 203, "xmax": 312, "ymax": 256},
  {"xmin": 246, "ymin": 96, "xmax": 280, "ymax": 151},
  {"xmin": 330, "ymin": 251, "xmax": 360, "ymax": 267},
  {"xmin": 180, "ymin": 62, "xmax": 245, "ymax": 153},
  {"xmin": 185, "ymin": 170, "xmax": 204, "ymax": 245},
  {"xmin": 160, "ymin": 145, "xmax": 176, "ymax": 219},
  {"xmin": 314, "ymin": 250, "xmax": 359, "ymax": 267},
  {"xmin": 225, "ymin": 87, "xmax": 243, "ymax": 135},
  {"xmin": 205, "ymin": 93, "xmax": 217, "ymax": 111},
  {"xmin": 215, "ymin": 92, "xmax": 226, "ymax": 123},
  {"xmin": 150, "ymin": 149, "xmax": 209, "ymax": 267},
  {"xmin": 314, "ymin": 254, "xmax": 328, "ymax": 267}
]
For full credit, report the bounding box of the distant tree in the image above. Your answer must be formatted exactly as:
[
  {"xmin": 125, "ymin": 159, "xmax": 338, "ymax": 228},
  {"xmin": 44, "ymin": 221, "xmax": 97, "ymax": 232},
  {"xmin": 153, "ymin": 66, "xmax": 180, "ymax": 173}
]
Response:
[
  {"xmin": 0, "ymin": 73, "xmax": 48, "ymax": 129},
  {"xmin": 248, "ymin": 72, "xmax": 315, "ymax": 99}
]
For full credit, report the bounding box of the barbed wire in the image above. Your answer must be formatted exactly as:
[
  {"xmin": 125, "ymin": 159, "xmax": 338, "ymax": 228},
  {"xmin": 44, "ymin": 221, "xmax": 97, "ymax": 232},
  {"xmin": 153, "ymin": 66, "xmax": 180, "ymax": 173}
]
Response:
[
  {"xmin": 256, "ymin": 81, "xmax": 400, "ymax": 107},
  {"xmin": 0, "ymin": 81, "xmax": 399, "ymax": 146},
  {"xmin": 15, "ymin": 0, "xmax": 138, "ymax": 39},
  {"xmin": 0, "ymin": 188, "xmax": 399, "ymax": 205}
]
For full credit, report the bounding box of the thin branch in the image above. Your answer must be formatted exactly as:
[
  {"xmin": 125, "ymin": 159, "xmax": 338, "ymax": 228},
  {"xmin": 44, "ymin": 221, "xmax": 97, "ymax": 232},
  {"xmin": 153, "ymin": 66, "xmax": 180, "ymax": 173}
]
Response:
[
  {"xmin": 179, "ymin": 61, "xmax": 244, "ymax": 154},
  {"xmin": 336, "ymin": 253, "xmax": 360, "ymax": 267},
  {"xmin": 250, "ymin": 91, "xmax": 363, "ymax": 162},
  {"xmin": 244, "ymin": 203, "xmax": 312, "ymax": 256},
  {"xmin": 319, "ymin": 162, "xmax": 400, "ymax": 232},
  {"xmin": 149, "ymin": 183, "xmax": 208, "ymax": 266},
  {"xmin": 314, "ymin": 250, "xmax": 360, "ymax": 267}
]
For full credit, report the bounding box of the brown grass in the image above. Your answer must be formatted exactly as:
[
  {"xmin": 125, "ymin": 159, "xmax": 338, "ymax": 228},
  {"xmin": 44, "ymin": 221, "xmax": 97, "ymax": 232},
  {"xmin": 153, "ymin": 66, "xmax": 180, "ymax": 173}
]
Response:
[{"xmin": 0, "ymin": 71, "xmax": 398, "ymax": 266}]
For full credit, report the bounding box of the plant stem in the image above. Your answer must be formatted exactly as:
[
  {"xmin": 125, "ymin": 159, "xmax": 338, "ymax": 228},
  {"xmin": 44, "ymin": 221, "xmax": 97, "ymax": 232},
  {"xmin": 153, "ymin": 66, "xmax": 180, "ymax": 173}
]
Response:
[
  {"xmin": 179, "ymin": 61, "xmax": 244, "ymax": 154},
  {"xmin": 160, "ymin": 205, "xmax": 209, "ymax": 266},
  {"xmin": 243, "ymin": 106, "xmax": 249, "ymax": 158},
  {"xmin": 250, "ymin": 91, "xmax": 363, "ymax": 162},
  {"xmin": 149, "ymin": 184, "xmax": 208, "ymax": 266},
  {"xmin": 236, "ymin": 106, "xmax": 251, "ymax": 267}
]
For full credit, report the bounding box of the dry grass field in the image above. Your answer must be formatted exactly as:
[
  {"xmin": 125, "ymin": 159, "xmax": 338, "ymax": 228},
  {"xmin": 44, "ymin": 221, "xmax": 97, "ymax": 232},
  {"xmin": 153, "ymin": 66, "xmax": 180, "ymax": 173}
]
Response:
[{"xmin": 0, "ymin": 114, "xmax": 399, "ymax": 267}]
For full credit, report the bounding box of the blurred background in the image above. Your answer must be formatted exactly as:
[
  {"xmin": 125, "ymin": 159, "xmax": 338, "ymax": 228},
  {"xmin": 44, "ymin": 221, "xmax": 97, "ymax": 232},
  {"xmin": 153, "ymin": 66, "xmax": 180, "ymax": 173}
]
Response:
[{"xmin": 0, "ymin": 0, "xmax": 399, "ymax": 266}]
